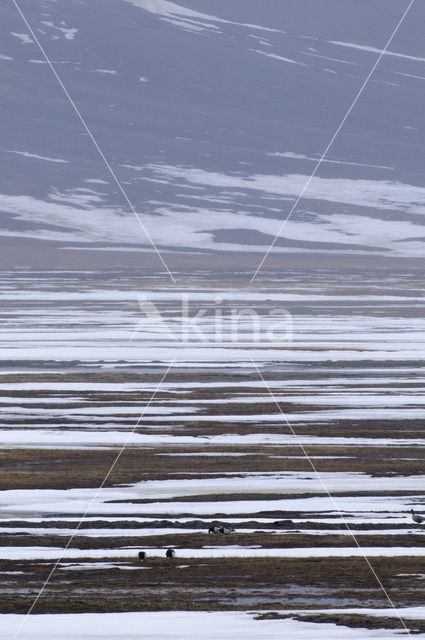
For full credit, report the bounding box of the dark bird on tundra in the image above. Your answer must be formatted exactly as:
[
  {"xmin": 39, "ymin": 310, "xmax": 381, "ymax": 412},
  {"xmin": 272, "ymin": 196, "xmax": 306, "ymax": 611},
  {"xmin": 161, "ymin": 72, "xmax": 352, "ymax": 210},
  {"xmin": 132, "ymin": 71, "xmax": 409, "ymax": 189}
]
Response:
[
  {"xmin": 138, "ymin": 551, "xmax": 147, "ymax": 562},
  {"xmin": 411, "ymin": 509, "xmax": 424, "ymax": 524},
  {"xmin": 166, "ymin": 548, "xmax": 176, "ymax": 559},
  {"xmin": 208, "ymin": 525, "xmax": 221, "ymax": 534}
]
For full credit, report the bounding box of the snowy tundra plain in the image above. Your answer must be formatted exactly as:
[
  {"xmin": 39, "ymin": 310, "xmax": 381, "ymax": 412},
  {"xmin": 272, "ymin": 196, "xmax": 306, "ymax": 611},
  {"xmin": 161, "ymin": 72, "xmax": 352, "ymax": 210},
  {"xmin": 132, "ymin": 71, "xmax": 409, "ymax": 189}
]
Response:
[{"xmin": 1, "ymin": 270, "xmax": 425, "ymax": 639}]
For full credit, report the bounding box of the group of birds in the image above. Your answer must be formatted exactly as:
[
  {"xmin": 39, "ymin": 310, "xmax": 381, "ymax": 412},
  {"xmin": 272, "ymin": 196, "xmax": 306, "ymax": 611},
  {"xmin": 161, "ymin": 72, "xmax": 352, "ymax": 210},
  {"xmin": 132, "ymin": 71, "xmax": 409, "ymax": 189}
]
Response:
[
  {"xmin": 138, "ymin": 548, "xmax": 175, "ymax": 562},
  {"xmin": 136, "ymin": 514, "xmax": 423, "ymax": 563},
  {"xmin": 137, "ymin": 523, "xmax": 234, "ymax": 563},
  {"xmin": 208, "ymin": 524, "xmax": 234, "ymax": 534}
]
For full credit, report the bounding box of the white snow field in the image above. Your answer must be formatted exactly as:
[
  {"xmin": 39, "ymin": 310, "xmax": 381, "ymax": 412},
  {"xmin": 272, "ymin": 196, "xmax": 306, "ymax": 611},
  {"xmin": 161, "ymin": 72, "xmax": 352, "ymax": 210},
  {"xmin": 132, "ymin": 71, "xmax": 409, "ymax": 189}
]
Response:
[
  {"xmin": 2, "ymin": 610, "xmax": 415, "ymax": 640},
  {"xmin": 4, "ymin": 546, "xmax": 425, "ymax": 561},
  {"xmin": 4, "ymin": 607, "xmax": 425, "ymax": 640}
]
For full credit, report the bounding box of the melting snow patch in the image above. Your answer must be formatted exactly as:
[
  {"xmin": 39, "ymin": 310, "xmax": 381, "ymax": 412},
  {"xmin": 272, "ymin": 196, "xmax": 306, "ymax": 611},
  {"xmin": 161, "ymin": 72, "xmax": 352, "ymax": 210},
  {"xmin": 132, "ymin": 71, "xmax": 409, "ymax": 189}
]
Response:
[
  {"xmin": 123, "ymin": 0, "xmax": 284, "ymax": 35},
  {"xmin": 1, "ymin": 149, "xmax": 69, "ymax": 163},
  {"xmin": 40, "ymin": 21, "xmax": 77, "ymax": 40},
  {"xmin": 11, "ymin": 32, "xmax": 33, "ymax": 45},
  {"xmin": 251, "ymin": 49, "xmax": 306, "ymax": 66},
  {"xmin": 329, "ymin": 40, "xmax": 425, "ymax": 63},
  {"xmin": 90, "ymin": 69, "xmax": 117, "ymax": 75}
]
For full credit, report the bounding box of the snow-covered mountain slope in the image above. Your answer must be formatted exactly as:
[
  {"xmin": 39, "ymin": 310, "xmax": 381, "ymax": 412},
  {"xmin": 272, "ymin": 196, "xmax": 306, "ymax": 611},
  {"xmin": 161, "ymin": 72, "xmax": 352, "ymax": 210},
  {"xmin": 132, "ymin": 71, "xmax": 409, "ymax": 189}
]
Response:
[{"xmin": 1, "ymin": 0, "xmax": 424, "ymax": 259}]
